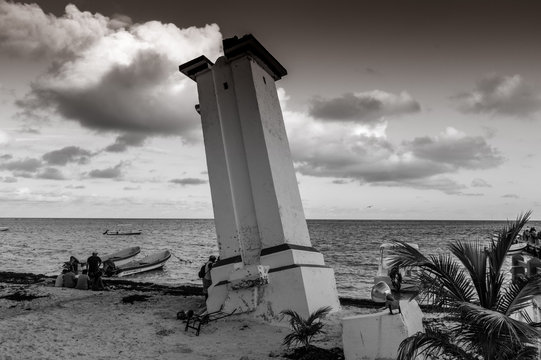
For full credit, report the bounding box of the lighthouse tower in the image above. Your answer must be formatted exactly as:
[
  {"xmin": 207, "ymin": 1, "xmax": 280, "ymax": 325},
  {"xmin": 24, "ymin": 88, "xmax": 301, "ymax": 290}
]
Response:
[{"xmin": 179, "ymin": 35, "xmax": 340, "ymax": 319}]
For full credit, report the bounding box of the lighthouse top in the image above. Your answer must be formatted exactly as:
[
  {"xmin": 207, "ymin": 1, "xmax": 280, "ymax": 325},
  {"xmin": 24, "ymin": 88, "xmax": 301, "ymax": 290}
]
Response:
[{"xmin": 179, "ymin": 34, "xmax": 287, "ymax": 81}]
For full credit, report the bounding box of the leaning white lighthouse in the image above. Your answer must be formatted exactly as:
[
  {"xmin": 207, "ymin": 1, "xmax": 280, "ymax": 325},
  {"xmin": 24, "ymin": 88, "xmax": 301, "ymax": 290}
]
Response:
[{"xmin": 179, "ymin": 34, "xmax": 340, "ymax": 319}]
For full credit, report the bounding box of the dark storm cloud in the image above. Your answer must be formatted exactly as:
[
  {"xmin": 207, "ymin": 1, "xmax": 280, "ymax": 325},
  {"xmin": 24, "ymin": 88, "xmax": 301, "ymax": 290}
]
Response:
[
  {"xmin": 2, "ymin": 2, "xmax": 222, "ymax": 141},
  {"xmin": 36, "ymin": 167, "xmax": 65, "ymax": 180},
  {"xmin": 88, "ymin": 163, "xmax": 123, "ymax": 179},
  {"xmin": 309, "ymin": 91, "xmax": 420, "ymax": 123},
  {"xmin": 0, "ymin": 158, "xmax": 41, "ymax": 172},
  {"xmin": 17, "ymin": 49, "xmax": 200, "ymax": 138},
  {"xmin": 42, "ymin": 146, "xmax": 92, "ymax": 165},
  {"xmin": 403, "ymin": 134, "xmax": 504, "ymax": 170},
  {"xmin": 105, "ymin": 133, "xmax": 146, "ymax": 153},
  {"xmin": 454, "ymin": 75, "xmax": 541, "ymax": 117},
  {"xmin": 169, "ymin": 178, "xmax": 207, "ymax": 186}
]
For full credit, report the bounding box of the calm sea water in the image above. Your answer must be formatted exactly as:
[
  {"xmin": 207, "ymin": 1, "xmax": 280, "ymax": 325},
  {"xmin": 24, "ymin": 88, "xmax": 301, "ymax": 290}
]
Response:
[{"xmin": 1, "ymin": 218, "xmax": 538, "ymax": 299}]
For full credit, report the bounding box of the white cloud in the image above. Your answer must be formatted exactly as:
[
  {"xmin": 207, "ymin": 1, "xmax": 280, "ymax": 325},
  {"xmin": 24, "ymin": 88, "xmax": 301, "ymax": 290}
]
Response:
[{"xmin": 2, "ymin": 1, "xmax": 223, "ymax": 141}]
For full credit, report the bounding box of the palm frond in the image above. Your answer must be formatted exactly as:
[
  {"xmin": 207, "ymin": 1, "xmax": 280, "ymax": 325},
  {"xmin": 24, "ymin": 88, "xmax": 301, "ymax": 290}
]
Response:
[
  {"xmin": 396, "ymin": 325, "xmax": 477, "ymax": 360},
  {"xmin": 389, "ymin": 241, "xmax": 476, "ymax": 303},
  {"xmin": 485, "ymin": 212, "xmax": 531, "ymax": 307},
  {"xmin": 497, "ymin": 275, "xmax": 541, "ymax": 316},
  {"xmin": 305, "ymin": 306, "xmax": 332, "ymax": 325},
  {"xmin": 457, "ymin": 302, "xmax": 540, "ymax": 346},
  {"xmin": 388, "ymin": 240, "xmax": 431, "ymax": 269},
  {"xmin": 280, "ymin": 307, "xmax": 331, "ymax": 349},
  {"xmin": 449, "ymin": 240, "xmax": 488, "ymax": 306}
]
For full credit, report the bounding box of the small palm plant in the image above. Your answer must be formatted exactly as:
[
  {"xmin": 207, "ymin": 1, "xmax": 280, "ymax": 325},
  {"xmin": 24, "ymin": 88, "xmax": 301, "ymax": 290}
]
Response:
[
  {"xmin": 281, "ymin": 306, "xmax": 332, "ymax": 351},
  {"xmin": 388, "ymin": 211, "xmax": 541, "ymax": 360}
]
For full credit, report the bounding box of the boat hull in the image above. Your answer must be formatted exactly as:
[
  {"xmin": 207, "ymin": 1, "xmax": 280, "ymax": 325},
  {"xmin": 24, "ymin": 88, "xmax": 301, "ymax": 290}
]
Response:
[
  {"xmin": 116, "ymin": 260, "xmax": 169, "ymax": 277},
  {"xmin": 112, "ymin": 250, "xmax": 171, "ymax": 277},
  {"xmin": 104, "ymin": 231, "xmax": 142, "ymax": 236}
]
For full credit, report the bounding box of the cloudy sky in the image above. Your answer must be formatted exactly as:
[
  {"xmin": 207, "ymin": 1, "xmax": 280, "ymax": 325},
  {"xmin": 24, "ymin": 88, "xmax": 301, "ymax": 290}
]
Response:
[{"xmin": 1, "ymin": 0, "xmax": 540, "ymax": 220}]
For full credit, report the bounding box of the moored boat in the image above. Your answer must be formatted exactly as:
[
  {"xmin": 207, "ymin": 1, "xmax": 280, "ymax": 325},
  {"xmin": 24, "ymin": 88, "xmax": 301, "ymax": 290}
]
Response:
[
  {"xmin": 103, "ymin": 229, "xmax": 142, "ymax": 236},
  {"xmin": 104, "ymin": 250, "xmax": 171, "ymax": 277},
  {"xmin": 101, "ymin": 246, "xmax": 141, "ymax": 265}
]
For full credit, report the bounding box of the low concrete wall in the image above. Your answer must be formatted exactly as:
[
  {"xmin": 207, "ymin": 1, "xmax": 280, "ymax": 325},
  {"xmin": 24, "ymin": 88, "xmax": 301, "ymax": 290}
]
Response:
[{"xmin": 342, "ymin": 299, "xmax": 424, "ymax": 360}]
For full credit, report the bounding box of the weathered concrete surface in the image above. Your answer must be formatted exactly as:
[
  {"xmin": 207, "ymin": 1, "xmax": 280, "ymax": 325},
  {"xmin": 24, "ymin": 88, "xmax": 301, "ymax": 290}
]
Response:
[{"xmin": 341, "ymin": 299, "xmax": 424, "ymax": 360}]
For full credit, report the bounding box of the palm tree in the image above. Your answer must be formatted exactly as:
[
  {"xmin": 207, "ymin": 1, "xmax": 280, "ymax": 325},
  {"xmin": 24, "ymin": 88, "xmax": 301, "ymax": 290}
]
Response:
[
  {"xmin": 388, "ymin": 211, "xmax": 541, "ymax": 360},
  {"xmin": 280, "ymin": 306, "xmax": 332, "ymax": 351}
]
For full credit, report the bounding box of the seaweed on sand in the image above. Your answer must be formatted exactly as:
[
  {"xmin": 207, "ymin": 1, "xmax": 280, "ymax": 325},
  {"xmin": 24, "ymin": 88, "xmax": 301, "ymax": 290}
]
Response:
[
  {"xmin": 282, "ymin": 346, "xmax": 344, "ymax": 360},
  {"xmin": 1, "ymin": 291, "xmax": 48, "ymax": 301},
  {"xmin": 121, "ymin": 294, "xmax": 151, "ymax": 304}
]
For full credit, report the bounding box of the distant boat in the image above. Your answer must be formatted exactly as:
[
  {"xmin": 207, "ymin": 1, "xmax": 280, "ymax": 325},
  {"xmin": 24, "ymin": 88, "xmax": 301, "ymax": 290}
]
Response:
[
  {"xmin": 103, "ymin": 229, "xmax": 142, "ymax": 236},
  {"xmin": 0, "ymin": 227, "xmax": 8, "ymax": 232},
  {"xmin": 104, "ymin": 250, "xmax": 171, "ymax": 277}
]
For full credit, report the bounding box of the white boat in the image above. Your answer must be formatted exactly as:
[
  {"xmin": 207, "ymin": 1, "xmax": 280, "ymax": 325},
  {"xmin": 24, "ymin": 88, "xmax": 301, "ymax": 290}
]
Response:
[
  {"xmin": 373, "ymin": 242, "xmax": 420, "ymax": 292},
  {"xmin": 106, "ymin": 250, "xmax": 171, "ymax": 277},
  {"xmin": 0, "ymin": 227, "xmax": 8, "ymax": 232},
  {"xmin": 508, "ymin": 242, "xmax": 528, "ymax": 256},
  {"xmin": 101, "ymin": 246, "xmax": 141, "ymax": 265}
]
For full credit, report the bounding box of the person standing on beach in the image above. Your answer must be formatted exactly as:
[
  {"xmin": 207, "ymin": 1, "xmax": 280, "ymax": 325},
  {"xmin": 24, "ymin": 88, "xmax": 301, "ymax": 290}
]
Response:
[
  {"xmin": 86, "ymin": 252, "xmax": 102, "ymax": 280},
  {"xmin": 200, "ymin": 255, "xmax": 216, "ymax": 301}
]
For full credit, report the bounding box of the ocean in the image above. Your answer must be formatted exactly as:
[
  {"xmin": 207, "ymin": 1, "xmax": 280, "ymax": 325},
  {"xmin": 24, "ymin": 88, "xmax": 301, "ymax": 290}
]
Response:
[{"xmin": 1, "ymin": 218, "xmax": 538, "ymax": 299}]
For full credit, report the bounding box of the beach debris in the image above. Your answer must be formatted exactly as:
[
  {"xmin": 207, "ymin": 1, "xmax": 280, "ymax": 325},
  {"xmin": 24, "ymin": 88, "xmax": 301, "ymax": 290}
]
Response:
[
  {"xmin": 0, "ymin": 290, "xmax": 48, "ymax": 301},
  {"xmin": 121, "ymin": 294, "xmax": 151, "ymax": 304},
  {"xmin": 156, "ymin": 328, "xmax": 175, "ymax": 336},
  {"xmin": 282, "ymin": 346, "xmax": 345, "ymax": 360},
  {"xmin": 177, "ymin": 310, "xmax": 187, "ymax": 320}
]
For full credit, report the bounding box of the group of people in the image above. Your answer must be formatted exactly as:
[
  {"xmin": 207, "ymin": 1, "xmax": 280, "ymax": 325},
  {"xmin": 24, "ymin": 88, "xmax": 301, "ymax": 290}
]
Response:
[
  {"xmin": 55, "ymin": 251, "xmax": 105, "ymax": 291},
  {"xmin": 522, "ymin": 227, "xmax": 540, "ymax": 245}
]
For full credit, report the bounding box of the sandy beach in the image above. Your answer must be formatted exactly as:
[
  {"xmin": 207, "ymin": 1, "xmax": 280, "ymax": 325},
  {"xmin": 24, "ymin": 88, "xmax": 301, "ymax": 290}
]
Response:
[{"xmin": 0, "ymin": 273, "xmax": 372, "ymax": 360}]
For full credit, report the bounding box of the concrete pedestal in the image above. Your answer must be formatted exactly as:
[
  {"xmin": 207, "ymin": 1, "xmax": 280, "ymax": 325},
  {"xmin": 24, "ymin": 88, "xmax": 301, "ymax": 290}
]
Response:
[{"xmin": 341, "ymin": 299, "xmax": 424, "ymax": 360}]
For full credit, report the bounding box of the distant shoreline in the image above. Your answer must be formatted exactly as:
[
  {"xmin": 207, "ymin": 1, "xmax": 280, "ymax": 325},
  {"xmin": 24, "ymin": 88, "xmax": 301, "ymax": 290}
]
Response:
[{"xmin": 1, "ymin": 217, "xmax": 538, "ymax": 222}]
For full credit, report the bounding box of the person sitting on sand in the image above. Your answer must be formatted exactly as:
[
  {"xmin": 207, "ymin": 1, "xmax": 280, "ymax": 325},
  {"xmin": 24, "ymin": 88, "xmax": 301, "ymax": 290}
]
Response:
[
  {"xmin": 68, "ymin": 256, "xmax": 80, "ymax": 275},
  {"xmin": 102, "ymin": 259, "xmax": 117, "ymax": 277},
  {"xmin": 62, "ymin": 269, "xmax": 77, "ymax": 288},
  {"xmin": 75, "ymin": 269, "xmax": 90, "ymax": 290},
  {"xmin": 86, "ymin": 251, "xmax": 102, "ymax": 280},
  {"xmin": 55, "ymin": 270, "xmax": 64, "ymax": 287}
]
